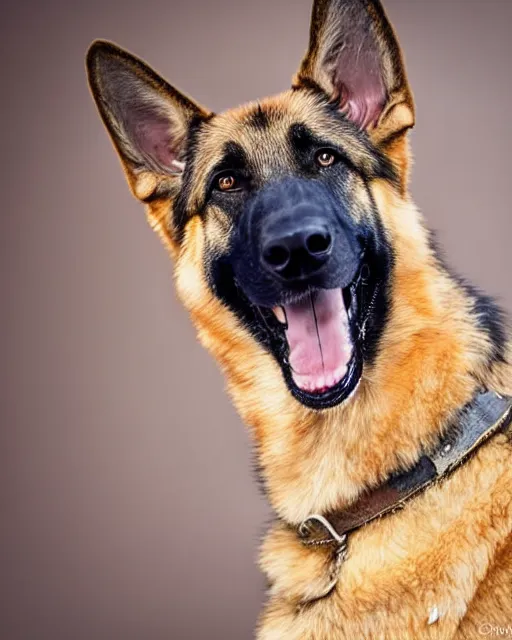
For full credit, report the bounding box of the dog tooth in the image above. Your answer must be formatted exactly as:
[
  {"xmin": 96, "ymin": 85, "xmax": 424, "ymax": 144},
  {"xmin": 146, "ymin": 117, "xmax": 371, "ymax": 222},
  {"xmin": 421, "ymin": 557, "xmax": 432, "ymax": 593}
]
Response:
[
  {"xmin": 272, "ymin": 306, "xmax": 286, "ymax": 324},
  {"xmin": 334, "ymin": 366, "xmax": 347, "ymax": 382}
]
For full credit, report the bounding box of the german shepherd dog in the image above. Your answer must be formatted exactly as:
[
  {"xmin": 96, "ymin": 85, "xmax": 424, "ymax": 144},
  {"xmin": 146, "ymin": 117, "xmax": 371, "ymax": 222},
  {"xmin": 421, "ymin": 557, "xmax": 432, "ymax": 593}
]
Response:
[{"xmin": 86, "ymin": 0, "xmax": 512, "ymax": 637}]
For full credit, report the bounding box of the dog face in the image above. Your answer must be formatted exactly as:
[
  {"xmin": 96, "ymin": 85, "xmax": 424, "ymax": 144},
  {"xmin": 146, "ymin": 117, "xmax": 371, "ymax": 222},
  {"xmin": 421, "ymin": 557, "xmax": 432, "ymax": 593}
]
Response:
[{"xmin": 87, "ymin": 0, "xmax": 415, "ymax": 414}]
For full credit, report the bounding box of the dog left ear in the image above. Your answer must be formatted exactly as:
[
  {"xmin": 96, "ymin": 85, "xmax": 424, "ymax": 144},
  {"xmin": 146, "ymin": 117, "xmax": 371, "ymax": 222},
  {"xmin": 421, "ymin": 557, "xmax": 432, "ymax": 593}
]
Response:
[{"xmin": 295, "ymin": 0, "xmax": 414, "ymax": 143}]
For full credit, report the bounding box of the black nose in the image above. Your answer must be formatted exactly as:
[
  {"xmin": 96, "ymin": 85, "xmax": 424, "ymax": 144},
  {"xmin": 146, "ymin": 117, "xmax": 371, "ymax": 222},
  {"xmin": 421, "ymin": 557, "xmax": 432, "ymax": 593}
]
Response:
[{"xmin": 261, "ymin": 218, "xmax": 333, "ymax": 281}]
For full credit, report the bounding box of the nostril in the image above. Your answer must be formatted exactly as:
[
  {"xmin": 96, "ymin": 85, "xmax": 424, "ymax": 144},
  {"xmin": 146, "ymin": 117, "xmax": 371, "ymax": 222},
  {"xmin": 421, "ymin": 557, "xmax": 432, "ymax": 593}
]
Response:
[
  {"xmin": 263, "ymin": 244, "xmax": 290, "ymax": 269},
  {"xmin": 261, "ymin": 223, "xmax": 333, "ymax": 279},
  {"xmin": 306, "ymin": 232, "xmax": 332, "ymax": 256}
]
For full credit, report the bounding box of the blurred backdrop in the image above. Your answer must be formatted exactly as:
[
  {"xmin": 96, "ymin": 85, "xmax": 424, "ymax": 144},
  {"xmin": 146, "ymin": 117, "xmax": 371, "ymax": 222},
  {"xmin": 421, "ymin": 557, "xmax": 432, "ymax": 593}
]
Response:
[{"xmin": 1, "ymin": 0, "xmax": 511, "ymax": 638}]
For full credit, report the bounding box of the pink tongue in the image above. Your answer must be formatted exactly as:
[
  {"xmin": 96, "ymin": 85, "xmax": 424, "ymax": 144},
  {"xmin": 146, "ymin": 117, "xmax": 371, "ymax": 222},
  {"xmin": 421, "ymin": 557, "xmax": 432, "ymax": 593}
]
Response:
[{"xmin": 284, "ymin": 289, "xmax": 352, "ymax": 394}]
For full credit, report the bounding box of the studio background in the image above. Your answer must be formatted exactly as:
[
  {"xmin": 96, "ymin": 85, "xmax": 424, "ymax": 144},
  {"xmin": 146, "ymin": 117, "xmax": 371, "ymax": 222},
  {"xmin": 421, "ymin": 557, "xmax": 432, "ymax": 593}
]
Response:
[{"xmin": 1, "ymin": 1, "xmax": 511, "ymax": 638}]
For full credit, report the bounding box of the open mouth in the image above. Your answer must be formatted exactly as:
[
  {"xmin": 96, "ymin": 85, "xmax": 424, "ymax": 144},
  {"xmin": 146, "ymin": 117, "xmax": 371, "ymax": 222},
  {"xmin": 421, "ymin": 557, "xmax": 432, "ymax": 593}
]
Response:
[
  {"xmin": 275, "ymin": 287, "xmax": 356, "ymax": 386},
  {"xmin": 253, "ymin": 267, "xmax": 372, "ymax": 410}
]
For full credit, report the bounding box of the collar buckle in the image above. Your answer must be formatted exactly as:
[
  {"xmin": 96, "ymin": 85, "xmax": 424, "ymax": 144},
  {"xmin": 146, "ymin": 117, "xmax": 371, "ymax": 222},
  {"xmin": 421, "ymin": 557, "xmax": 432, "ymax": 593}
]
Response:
[{"xmin": 298, "ymin": 514, "xmax": 348, "ymax": 548}]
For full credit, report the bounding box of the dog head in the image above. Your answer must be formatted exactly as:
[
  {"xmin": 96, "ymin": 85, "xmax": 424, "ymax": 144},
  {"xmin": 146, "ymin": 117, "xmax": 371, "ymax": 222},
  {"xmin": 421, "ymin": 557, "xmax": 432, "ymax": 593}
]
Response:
[{"xmin": 86, "ymin": 0, "xmax": 415, "ymax": 417}]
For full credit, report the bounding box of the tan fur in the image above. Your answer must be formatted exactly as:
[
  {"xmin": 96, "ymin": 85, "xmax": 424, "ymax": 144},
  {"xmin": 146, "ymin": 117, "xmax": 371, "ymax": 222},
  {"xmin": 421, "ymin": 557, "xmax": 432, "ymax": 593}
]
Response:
[{"xmin": 87, "ymin": 2, "xmax": 512, "ymax": 635}]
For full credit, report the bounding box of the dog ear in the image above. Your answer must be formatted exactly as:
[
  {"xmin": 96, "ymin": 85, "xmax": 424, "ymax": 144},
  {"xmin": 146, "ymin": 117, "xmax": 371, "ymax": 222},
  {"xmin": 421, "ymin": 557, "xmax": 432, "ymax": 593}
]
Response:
[
  {"xmin": 295, "ymin": 0, "xmax": 414, "ymax": 142},
  {"xmin": 86, "ymin": 40, "xmax": 212, "ymax": 201}
]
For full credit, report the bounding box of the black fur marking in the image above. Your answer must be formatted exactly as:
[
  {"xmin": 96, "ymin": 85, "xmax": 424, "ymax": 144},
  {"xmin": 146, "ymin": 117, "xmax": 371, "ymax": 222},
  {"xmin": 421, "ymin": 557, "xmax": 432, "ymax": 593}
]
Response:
[
  {"xmin": 289, "ymin": 87, "xmax": 400, "ymax": 187},
  {"xmin": 251, "ymin": 448, "xmax": 270, "ymax": 499},
  {"xmin": 172, "ymin": 114, "xmax": 213, "ymax": 240},
  {"xmin": 288, "ymin": 122, "xmax": 360, "ymax": 176},
  {"xmin": 463, "ymin": 284, "xmax": 507, "ymax": 365},
  {"xmin": 470, "ymin": 289, "xmax": 508, "ymax": 364},
  {"xmin": 323, "ymin": 101, "xmax": 399, "ymax": 186},
  {"xmin": 246, "ymin": 103, "xmax": 270, "ymax": 130},
  {"xmin": 359, "ymin": 187, "xmax": 394, "ymax": 365},
  {"xmin": 292, "ymin": 76, "xmax": 327, "ymax": 96},
  {"xmin": 288, "ymin": 111, "xmax": 397, "ymax": 187},
  {"xmin": 204, "ymin": 141, "xmax": 250, "ymax": 194},
  {"xmin": 173, "ymin": 138, "xmax": 249, "ymax": 241}
]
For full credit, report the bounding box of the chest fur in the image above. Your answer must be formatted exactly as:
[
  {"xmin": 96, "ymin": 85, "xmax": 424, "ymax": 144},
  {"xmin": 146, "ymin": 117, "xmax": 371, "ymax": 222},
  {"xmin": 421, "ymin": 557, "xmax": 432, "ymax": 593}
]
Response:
[{"xmin": 258, "ymin": 436, "xmax": 512, "ymax": 640}]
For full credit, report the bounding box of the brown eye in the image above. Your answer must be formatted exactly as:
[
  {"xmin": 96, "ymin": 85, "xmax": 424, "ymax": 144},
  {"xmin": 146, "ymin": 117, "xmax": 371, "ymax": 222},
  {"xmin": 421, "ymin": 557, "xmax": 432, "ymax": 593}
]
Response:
[
  {"xmin": 218, "ymin": 174, "xmax": 237, "ymax": 191},
  {"xmin": 316, "ymin": 150, "xmax": 337, "ymax": 167}
]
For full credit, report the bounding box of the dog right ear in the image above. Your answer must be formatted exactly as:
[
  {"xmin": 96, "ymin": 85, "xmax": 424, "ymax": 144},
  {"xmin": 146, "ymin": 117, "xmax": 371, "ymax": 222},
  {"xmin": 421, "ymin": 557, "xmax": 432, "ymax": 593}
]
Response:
[{"xmin": 86, "ymin": 40, "xmax": 212, "ymax": 202}]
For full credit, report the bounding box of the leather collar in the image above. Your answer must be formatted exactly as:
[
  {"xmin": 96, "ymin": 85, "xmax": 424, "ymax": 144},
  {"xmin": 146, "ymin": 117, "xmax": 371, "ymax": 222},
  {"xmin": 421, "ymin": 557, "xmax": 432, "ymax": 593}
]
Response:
[{"xmin": 298, "ymin": 391, "xmax": 512, "ymax": 552}]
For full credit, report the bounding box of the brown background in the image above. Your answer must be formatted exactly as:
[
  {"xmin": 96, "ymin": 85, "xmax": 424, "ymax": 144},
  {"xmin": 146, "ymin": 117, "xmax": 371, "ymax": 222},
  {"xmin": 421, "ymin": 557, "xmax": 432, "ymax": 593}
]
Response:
[{"xmin": 1, "ymin": 1, "xmax": 511, "ymax": 638}]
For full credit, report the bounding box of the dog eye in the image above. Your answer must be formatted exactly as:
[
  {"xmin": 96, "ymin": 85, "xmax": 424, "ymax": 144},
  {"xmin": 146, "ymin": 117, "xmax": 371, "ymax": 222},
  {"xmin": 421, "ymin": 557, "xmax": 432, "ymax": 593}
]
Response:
[
  {"xmin": 315, "ymin": 150, "xmax": 338, "ymax": 168},
  {"xmin": 217, "ymin": 174, "xmax": 238, "ymax": 191},
  {"xmin": 210, "ymin": 170, "xmax": 248, "ymax": 196}
]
